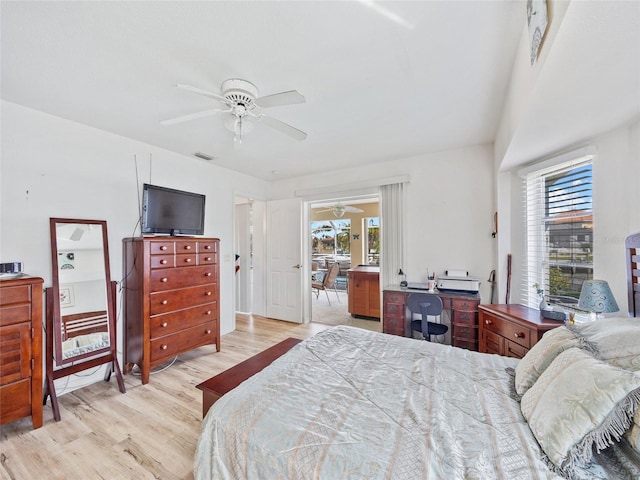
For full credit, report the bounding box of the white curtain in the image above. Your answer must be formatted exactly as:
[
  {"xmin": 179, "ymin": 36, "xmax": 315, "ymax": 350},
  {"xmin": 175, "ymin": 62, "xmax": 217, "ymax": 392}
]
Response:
[{"xmin": 380, "ymin": 182, "xmax": 406, "ymax": 288}]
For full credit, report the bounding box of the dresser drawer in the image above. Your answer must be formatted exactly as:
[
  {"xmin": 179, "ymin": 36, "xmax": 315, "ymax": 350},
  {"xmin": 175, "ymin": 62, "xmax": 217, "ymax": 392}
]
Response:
[
  {"xmin": 452, "ymin": 298, "xmax": 478, "ymax": 312},
  {"xmin": 0, "ymin": 305, "xmax": 31, "ymax": 327},
  {"xmin": 453, "ymin": 323, "xmax": 477, "ymax": 341},
  {"xmin": 150, "ymin": 241, "xmax": 175, "ymax": 255},
  {"xmin": 150, "ymin": 285, "xmax": 217, "ymax": 314},
  {"xmin": 198, "ymin": 253, "xmax": 217, "ymax": 265},
  {"xmin": 198, "ymin": 241, "xmax": 217, "ymax": 253},
  {"xmin": 150, "ymin": 266, "xmax": 216, "ymax": 292},
  {"xmin": 505, "ymin": 339, "xmax": 528, "ymax": 359},
  {"xmin": 482, "ymin": 314, "xmax": 531, "ymax": 349},
  {"xmin": 150, "ymin": 323, "xmax": 217, "ymax": 363},
  {"xmin": 0, "ymin": 285, "xmax": 31, "ymax": 307},
  {"xmin": 150, "ymin": 303, "xmax": 217, "ymax": 338},
  {"xmin": 175, "ymin": 241, "xmax": 197, "ymax": 254},
  {"xmin": 150, "ymin": 255, "xmax": 175, "ymax": 269},
  {"xmin": 175, "ymin": 253, "xmax": 197, "ymax": 267}
]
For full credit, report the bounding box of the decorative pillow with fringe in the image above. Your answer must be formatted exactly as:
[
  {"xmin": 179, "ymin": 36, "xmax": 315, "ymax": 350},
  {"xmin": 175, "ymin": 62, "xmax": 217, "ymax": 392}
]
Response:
[
  {"xmin": 521, "ymin": 347, "xmax": 640, "ymax": 477},
  {"xmin": 514, "ymin": 326, "xmax": 586, "ymax": 397},
  {"xmin": 567, "ymin": 317, "xmax": 640, "ymax": 371}
]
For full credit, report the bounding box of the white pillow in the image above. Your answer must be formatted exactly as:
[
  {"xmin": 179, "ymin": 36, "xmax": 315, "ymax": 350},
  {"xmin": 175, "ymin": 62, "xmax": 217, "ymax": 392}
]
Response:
[{"xmin": 521, "ymin": 348, "xmax": 640, "ymax": 476}]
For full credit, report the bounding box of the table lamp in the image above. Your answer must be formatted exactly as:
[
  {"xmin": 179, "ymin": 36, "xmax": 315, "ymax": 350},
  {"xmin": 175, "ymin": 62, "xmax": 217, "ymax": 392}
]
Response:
[{"xmin": 577, "ymin": 279, "xmax": 619, "ymax": 319}]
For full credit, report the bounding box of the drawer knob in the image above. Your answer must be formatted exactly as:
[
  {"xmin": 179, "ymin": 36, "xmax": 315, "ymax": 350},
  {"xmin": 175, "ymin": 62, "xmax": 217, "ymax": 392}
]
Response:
[
  {"xmin": 160, "ymin": 344, "xmax": 168, "ymax": 350},
  {"xmin": 161, "ymin": 277, "xmax": 168, "ymax": 282},
  {"xmin": 160, "ymin": 246, "xmax": 167, "ymax": 251},
  {"xmin": 485, "ymin": 319, "xmax": 492, "ymax": 325},
  {"xmin": 205, "ymin": 272, "xmax": 212, "ymax": 277},
  {"xmin": 514, "ymin": 332, "xmax": 525, "ymax": 339},
  {"xmin": 184, "ymin": 245, "xmax": 192, "ymax": 250},
  {"xmin": 161, "ymin": 300, "xmax": 168, "ymax": 305},
  {"xmin": 205, "ymin": 329, "xmax": 212, "ymax": 334},
  {"xmin": 205, "ymin": 291, "xmax": 212, "ymax": 296},
  {"xmin": 204, "ymin": 245, "xmax": 211, "ymax": 250},
  {"xmin": 160, "ymin": 259, "xmax": 167, "ymax": 265},
  {"xmin": 184, "ymin": 258, "xmax": 192, "ymax": 263},
  {"xmin": 206, "ymin": 310, "xmax": 212, "ymax": 315},
  {"xmin": 161, "ymin": 322, "xmax": 168, "ymax": 328},
  {"xmin": 205, "ymin": 257, "xmax": 212, "ymax": 262}
]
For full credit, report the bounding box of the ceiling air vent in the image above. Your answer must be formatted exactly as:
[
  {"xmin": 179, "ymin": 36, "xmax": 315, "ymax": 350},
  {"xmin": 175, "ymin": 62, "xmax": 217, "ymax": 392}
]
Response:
[{"xmin": 194, "ymin": 152, "xmax": 215, "ymax": 161}]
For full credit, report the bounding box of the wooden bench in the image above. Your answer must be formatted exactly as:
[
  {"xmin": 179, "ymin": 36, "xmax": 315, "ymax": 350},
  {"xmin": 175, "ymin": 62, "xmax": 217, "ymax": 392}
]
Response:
[{"xmin": 196, "ymin": 337, "xmax": 302, "ymax": 417}]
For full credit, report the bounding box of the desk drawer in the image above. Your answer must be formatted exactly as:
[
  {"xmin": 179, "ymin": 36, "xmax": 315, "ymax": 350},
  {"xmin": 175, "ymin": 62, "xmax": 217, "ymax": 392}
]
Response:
[
  {"xmin": 452, "ymin": 298, "xmax": 478, "ymax": 312},
  {"xmin": 453, "ymin": 309, "xmax": 476, "ymax": 325},
  {"xmin": 453, "ymin": 323, "xmax": 477, "ymax": 341}
]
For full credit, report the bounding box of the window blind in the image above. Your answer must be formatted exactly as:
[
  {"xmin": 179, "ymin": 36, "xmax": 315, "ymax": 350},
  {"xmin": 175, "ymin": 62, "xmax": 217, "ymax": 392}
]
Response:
[{"xmin": 521, "ymin": 157, "xmax": 593, "ymax": 309}]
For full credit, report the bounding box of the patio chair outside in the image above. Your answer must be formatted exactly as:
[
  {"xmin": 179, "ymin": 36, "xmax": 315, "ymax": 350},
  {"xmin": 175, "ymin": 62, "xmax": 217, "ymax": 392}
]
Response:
[{"xmin": 312, "ymin": 263, "xmax": 341, "ymax": 305}]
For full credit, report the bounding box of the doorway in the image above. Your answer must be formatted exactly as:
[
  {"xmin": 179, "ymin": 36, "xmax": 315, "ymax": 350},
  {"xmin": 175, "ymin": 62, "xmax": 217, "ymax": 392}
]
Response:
[{"xmin": 309, "ymin": 196, "xmax": 381, "ymax": 331}]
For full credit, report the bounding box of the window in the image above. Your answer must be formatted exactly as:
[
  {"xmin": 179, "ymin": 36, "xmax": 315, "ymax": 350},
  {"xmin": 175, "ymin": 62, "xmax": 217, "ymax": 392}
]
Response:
[
  {"xmin": 522, "ymin": 156, "xmax": 593, "ymax": 309},
  {"xmin": 365, "ymin": 217, "xmax": 380, "ymax": 265}
]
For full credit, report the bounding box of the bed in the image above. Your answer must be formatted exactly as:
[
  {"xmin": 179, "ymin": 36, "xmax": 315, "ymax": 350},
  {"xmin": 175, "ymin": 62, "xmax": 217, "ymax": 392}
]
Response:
[{"xmin": 195, "ymin": 233, "xmax": 640, "ymax": 480}]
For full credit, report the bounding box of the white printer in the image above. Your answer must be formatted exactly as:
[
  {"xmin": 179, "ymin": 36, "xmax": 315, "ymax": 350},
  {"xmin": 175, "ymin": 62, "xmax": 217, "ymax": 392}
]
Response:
[{"xmin": 436, "ymin": 270, "xmax": 480, "ymax": 294}]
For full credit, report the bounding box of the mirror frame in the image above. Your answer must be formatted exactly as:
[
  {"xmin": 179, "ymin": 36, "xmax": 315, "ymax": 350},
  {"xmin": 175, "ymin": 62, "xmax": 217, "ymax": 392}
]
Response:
[
  {"xmin": 50, "ymin": 218, "xmax": 114, "ymax": 364},
  {"xmin": 45, "ymin": 217, "xmax": 125, "ymax": 421}
]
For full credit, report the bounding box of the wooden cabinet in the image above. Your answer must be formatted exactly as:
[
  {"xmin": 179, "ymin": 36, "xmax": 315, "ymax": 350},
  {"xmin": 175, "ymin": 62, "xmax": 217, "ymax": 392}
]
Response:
[
  {"xmin": 347, "ymin": 266, "xmax": 380, "ymax": 318},
  {"xmin": 122, "ymin": 237, "xmax": 220, "ymax": 384},
  {"xmin": 0, "ymin": 276, "xmax": 44, "ymax": 429},
  {"xmin": 382, "ymin": 287, "xmax": 480, "ymax": 351},
  {"xmin": 478, "ymin": 304, "xmax": 562, "ymax": 358}
]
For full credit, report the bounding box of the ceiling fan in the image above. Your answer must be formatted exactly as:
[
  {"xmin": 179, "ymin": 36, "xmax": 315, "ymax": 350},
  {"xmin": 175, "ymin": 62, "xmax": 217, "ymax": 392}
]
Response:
[
  {"xmin": 317, "ymin": 202, "xmax": 364, "ymax": 218},
  {"xmin": 160, "ymin": 78, "xmax": 307, "ymax": 143}
]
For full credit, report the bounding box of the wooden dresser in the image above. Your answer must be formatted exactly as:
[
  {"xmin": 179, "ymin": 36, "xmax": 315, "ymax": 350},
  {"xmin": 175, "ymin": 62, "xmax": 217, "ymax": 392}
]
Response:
[
  {"xmin": 0, "ymin": 276, "xmax": 44, "ymax": 429},
  {"xmin": 122, "ymin": 237, "xmax": 220, "ymax": 384},
  {"xmin": 347, "ymin": 266, "xmax": 380, "ymax": 319},
  {"xmin": 382, "ymin": 286, "xmax": 480, "ymax": 350},
  {"xmin": 478, "ymin": 304, "xmax": 562, "ymax": 358}
]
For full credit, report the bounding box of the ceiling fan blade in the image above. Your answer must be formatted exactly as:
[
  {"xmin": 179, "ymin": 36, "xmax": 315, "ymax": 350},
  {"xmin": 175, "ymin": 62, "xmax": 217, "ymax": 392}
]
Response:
[
  {"xmin": 254, "ymin": 90, "xmax": 306, "ymax": 108},
  {"xmin": 345, "ymin": 206, "xmax": 364, "ymax": 213},
  {"xmin": 259, "ymin": 115, "xmax": 307, "ymax": 141},
  {"xmin": 175, "ymin": 84, "xmax": 229, "ymax": 104},
  {"xmin": 160, "ymin": 108, "xmax": 225, "ymax": 126}
]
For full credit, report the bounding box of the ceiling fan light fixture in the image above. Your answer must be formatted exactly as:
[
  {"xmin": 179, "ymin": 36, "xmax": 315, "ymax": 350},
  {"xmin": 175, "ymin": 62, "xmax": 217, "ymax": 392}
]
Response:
[
  {"xmin": 224, "ymin": 115, "xmax": 254, "ymax": 143},
  {"xmin": 333, "ymin": 205, "xmax": 346, "ymax": 218}
]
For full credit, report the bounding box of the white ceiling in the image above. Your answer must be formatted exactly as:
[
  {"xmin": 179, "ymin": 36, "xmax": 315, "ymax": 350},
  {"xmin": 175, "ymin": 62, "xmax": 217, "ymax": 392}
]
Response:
[{"xmin": 2, "ymin": 1, "xmax": 638, "ymax": 180}]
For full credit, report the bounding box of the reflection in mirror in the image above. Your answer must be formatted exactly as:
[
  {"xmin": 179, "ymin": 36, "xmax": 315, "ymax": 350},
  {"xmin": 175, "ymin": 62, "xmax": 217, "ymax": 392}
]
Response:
[
  {"xmin": 45, "ymin": 218, "xmax": 125, "ymax": 422},
  {"xmin": 53, "ymin": 221, "xmax": 110, "ymax": 364}
]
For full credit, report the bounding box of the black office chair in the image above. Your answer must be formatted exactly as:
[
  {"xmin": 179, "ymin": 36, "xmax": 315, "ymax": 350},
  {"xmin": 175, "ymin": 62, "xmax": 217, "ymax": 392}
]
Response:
[{"xmin": 407, "ymin": 293, "xmax": 447, "ymax": 341}]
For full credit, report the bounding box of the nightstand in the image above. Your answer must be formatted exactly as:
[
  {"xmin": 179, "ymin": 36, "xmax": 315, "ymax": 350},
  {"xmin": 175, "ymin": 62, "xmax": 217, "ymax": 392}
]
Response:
[{"xmin": 478, "ymin": 304, "xmax": 562, "ymax": 358}]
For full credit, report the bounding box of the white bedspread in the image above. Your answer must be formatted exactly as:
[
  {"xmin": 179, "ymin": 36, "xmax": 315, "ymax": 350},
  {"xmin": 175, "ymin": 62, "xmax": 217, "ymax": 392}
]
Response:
[{"xmin": 195, "ymin": 326, "xmax": 611, "ymax": 479}]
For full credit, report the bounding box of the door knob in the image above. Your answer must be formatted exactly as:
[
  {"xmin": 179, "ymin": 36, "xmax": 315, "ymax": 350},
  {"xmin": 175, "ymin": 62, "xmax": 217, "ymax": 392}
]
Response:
[{"xmin": 292, "ymin": 264, "xmax": 302, "ymax": 269}]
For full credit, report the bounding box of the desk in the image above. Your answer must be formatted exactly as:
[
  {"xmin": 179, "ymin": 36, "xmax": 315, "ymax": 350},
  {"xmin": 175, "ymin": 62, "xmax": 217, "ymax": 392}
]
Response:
[{"xmin": 382, "ymin": 285, "xmax": 481, "ymax": 351}]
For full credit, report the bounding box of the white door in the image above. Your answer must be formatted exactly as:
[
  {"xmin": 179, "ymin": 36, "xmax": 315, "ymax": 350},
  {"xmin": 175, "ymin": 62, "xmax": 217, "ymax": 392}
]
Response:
[{"xmin": 266, "ymin": 198, "xmax": 303, "ymax": 322}]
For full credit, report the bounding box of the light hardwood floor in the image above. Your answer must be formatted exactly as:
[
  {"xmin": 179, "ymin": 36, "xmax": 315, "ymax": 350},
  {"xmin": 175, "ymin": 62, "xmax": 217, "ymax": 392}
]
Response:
[{"xmin": 0, "ymin": 315, "xmax": 335, "ymax": 480}]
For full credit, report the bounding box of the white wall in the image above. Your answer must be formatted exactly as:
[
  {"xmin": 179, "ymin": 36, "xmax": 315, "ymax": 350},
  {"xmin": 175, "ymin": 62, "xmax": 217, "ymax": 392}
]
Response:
[
  {"xmin": 1, "ymin": 100, "xmax": 268, "ymax": 391},
  {"xmin": 270, "ymin": 144, "xmax": 497, "ymax": 303},
  {"xmin": 506, "ymin": 119, "xmax": 640, "ymax": 313}
]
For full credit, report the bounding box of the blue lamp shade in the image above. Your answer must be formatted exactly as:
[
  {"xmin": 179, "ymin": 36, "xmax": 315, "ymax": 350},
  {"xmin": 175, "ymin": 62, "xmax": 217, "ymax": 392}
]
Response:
[{"xmin": 578, "ymin": 280, "xmax": 619, "ymax": 314}]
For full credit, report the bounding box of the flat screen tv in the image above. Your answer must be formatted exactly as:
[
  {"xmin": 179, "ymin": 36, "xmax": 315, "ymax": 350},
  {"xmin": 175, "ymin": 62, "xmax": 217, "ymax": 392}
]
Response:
[{"xmin": 141, "ymin": 183, "xmax": 206, "ymax": 236}]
